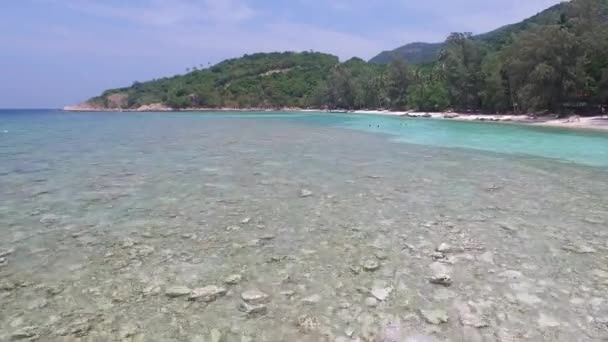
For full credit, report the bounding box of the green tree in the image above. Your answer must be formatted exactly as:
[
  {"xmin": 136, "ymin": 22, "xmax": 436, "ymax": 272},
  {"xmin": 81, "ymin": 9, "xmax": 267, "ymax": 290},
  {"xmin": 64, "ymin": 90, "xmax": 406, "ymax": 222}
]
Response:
[
  {"xmin": 568, "ymin": 0, "xmax": 608, "ymax": 107},
  {"xmin": 326, "ymin": 65, "xmax": 355, "ymax": 109},
  {"xmin": 407, "ymin": 67, "xmax": 449, "ymax": 111},
  {"xmin": 386, "ymin": 59, "xmax": 411, "ymax": 109},
  {"xmin": 504, "ymin": 25, "xmax": 584, "ymax": 112},
  {"xmin": 438, "ymin": 32, "xmax": 484, "ymax": 110},
  {"xmin": 480, "ymin": 53, "xmax": 511, "ymax": 113}
]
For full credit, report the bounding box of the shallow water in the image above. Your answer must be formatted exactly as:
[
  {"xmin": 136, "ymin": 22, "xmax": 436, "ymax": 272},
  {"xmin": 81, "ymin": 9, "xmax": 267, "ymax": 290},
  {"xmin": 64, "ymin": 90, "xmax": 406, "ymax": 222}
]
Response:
[{"xmin": 1, "ymin": 110, "xmax": 608, "ymax": 341}]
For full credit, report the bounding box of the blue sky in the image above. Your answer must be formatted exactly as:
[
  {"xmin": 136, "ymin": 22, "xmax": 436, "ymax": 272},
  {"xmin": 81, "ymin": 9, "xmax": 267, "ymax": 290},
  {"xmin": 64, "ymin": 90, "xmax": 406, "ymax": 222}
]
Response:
[{"xmin": 0, "ymin": 0, "xmax": 564, "ymax": 108}]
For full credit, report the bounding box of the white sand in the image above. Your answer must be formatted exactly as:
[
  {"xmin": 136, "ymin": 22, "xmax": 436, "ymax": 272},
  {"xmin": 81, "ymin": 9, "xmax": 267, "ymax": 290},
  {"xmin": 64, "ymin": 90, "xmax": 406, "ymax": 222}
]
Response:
[{"xmin": 349, "ymin": 110, "xmax": 608, "ymax": 131}]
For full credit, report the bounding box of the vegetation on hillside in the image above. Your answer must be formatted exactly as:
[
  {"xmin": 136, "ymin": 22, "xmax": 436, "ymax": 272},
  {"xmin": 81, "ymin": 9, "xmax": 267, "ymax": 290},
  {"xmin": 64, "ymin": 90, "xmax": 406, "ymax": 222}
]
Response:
[
  {"xmin": 370, "ymin": 42, "xmax": 444, "ymax": 65},
  {"xmin": 90, "ymin": 52, "xmax": 339, "ymax": 109},
  {"xmin": 369, "ymin": 2, "xmax": 568, "ymax": 65},
  {"xmin": 88, "ymin": 0, "xmax": 608, "ymax": 115}
]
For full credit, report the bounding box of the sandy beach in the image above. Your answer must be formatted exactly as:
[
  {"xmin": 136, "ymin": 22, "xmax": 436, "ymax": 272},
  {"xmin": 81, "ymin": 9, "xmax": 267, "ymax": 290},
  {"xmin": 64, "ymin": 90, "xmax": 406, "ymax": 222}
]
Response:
[
  {"xmin": 350, "ymin": 110, "xmax": 608, "ymax": 132},
  {"xmin": 63, "ymin": 104, "xmax": 608, "ymax": 132}
]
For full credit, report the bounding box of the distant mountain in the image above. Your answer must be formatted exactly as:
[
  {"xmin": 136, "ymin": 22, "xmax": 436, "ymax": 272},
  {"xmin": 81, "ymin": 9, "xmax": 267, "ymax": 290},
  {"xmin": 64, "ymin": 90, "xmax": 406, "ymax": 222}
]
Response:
[{"xmin": 369, "ymin": 2, "xmax": 568, "ymax": 65}]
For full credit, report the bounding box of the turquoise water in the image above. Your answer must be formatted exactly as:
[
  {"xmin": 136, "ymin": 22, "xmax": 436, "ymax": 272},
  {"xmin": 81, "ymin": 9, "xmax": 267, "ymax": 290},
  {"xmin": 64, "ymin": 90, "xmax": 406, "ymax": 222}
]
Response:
[
  {"xmin": 1, "ymin": 109, "xmax": 608, "ymax": 341},
  {"xmin": 338, "ymin": 114, "xmax": 608, "ymax": 168},
  {"xmin": 2, "ymin": 110, "xmax": 607, "ymax": 167}
]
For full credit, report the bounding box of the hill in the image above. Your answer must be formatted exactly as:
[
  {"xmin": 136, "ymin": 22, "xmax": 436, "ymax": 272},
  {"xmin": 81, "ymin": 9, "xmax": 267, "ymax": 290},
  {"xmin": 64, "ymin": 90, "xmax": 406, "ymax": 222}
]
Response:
[
  {"xmin": 81, "ymin": 52, "xmax": 339, "ymax": 110},
  {"xmin": 369, "ymin": 2, "xmax": 568, "ymax": 64}
]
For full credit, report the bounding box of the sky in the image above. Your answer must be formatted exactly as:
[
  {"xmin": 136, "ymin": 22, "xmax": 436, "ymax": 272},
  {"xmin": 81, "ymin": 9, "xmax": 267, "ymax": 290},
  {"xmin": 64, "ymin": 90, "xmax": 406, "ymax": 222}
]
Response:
[{"xmin": 0, "ymin": 0, "xmax": 564, "ymax": 108}]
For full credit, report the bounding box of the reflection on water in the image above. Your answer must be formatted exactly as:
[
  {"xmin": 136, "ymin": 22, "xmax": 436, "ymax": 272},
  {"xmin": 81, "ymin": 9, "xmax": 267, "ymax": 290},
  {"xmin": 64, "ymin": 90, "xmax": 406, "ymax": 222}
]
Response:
[{"xmin": 1, "ymin": 111, "xmax": 608, "ymax": 341}]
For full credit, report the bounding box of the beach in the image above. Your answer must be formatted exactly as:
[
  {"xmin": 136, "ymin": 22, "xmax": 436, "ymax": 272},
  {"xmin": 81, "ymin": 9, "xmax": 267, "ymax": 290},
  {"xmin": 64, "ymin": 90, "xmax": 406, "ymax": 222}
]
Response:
[
  {"xmin": 63, "ymin": 104, "xmax": 608, "ymax": 132},
  {"xmin": 350, "ymin": 110, "xmax": 608, "ymax": 131}
]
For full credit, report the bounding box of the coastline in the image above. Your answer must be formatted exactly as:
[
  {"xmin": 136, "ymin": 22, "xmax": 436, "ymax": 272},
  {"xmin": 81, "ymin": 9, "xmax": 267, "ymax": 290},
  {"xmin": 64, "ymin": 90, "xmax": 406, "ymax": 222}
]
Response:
[
  {"xmin": 351, "ymin": 110, "xmax": 608, "ymax": 132},
  {"xmin": 62, "ymin": 105, "xmax": 608, "ymax": 132}
]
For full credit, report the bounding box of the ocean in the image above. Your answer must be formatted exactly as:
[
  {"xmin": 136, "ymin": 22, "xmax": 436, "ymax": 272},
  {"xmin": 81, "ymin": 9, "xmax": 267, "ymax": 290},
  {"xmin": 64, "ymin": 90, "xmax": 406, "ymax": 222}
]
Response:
[{"xmin": 1, "ymin": 109, "xmax": 607, "ymax": 341}]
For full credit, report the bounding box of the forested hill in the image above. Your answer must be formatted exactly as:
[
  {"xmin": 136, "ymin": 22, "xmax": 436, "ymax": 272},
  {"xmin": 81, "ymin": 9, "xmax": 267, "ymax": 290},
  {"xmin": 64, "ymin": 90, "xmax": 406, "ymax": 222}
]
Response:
[
  {"xmin": 77, "ymin": 0, "xmax": 608, "ymax": 115},
  {"xmin": 369, "ymin": 2, "xmax": 568, "ymax": 65},
  {"xmin": 86, "ymin": 52, "xmax": 339, "ymax": 110}
]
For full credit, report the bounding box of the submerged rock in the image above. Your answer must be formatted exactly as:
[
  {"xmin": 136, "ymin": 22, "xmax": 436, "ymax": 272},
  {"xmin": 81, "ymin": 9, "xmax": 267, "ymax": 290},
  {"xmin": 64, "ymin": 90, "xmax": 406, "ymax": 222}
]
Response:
[
  {"xmin": 362, "ymin": 259, "xmax": 380, "ymax": 272},
  {"xmin": 57, "ymin": 318, "xmax": 92, "ymax": 337},
  {"xmin": 301, "ymin": 294, "xmax": 322, "ymax": 305},
  {"xmin": 121, "ymin": 238, "xmax": 137, "ymax": 248},
  {"xmin": 165, "ymin": 286, "xmax": 192, "ymax": 298},
  {"xmin": 45, "ymin": 285, "xmax": 65, "ymax": 296},
  {"xmin": 226, "ymin": 225, "xmax": 241, "ymax": 231},
  {"xmin": 223, "ymin": 274, "xmax": 243, "ymax": 285},
  {"xmin": 371, "ymin": 286, "xmax": 393, "ymax": 301},
  {"xmin": 241, "ymin": 289, "xmax": 269, "ymax": 304},
  {"xmin": 420, "ymin": 309, "xmax": 449, "ymax": 325},
  {"xmin": 431, "ymin": 252, "xmax": 445, "ymax": 260},
  {"xmin": 374, "ymin": 251, "xmax": 388, "ymax": 260},
  {"xmin": 0, "ymin": 248, "xmax": 15, "ymax": 258},
  {"xmin": 27, "ymin": 297, "xmax": 48, "ymax": 310},
  {"xmin": 280, "ymin": 291, "xmax": 296, "ymax": 299},
  {"xmin": 39, "ymin": 214, "xmax": 60, "ymax": 225},
  {"xmin": 436, "ymin": 243, "xmax": 463, "ymax": 253},
  {"xmin": 189, "ymin": 285, "xmax": 227, "ymax": 302},
  {"xmin": 260, "ymin": 234, "xmax": 276, "ymax": 241},
  {"xmin": 365, "ymin": 297, "xmax": 379, "ymax": 307},
  {"xmin": 118, "ymin": 322, "xmax": 139, "ymax": 339},
  {"xmin": 10, "ymin": 326, "xmax": 38, "ymax": 340},
  {"xmin": 299, "ymin": 189, "xmax": 314, "ymax": 198},
  {"xmin": 238, "ymin": 302, "xmax": 268, "ymax": 317},
  {"xmin": 562, "ymin": 244, "xmax": 597, "ymax": 254},
  {"xmin": 141, "ymin": 286, "xmax": 161, "ymax": 296},
  {"xmin": 458, "ymin": 303, "xmax": 490, "ymax": 328},
  {"xmin": 296, "ymin": 314, "xmax": 320, "ymax": 333},
  {"xmin": 349, "ymin": 265, "xmax": 362, "ymax": 274},
  {"xmin": 429, "ymin": 275, "xmax": 452, "ymax": 287}
]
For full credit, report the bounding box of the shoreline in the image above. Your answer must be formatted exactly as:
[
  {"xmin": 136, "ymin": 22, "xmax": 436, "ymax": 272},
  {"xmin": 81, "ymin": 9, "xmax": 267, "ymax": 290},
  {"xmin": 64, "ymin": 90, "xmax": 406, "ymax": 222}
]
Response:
[
  {"xmin": 62, "ymin": 106, "xmax": 608, "ymax": 132},
  {"xmin": 353, "ymin": 110, "xmax": 608, "ymax": 132}
]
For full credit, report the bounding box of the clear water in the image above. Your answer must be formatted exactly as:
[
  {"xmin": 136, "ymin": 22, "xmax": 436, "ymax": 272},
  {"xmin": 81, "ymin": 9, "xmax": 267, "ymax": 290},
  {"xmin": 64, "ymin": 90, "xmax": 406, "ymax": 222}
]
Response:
[
  {"xmin": 1, "ymin": 110, "xmax": 608, "ymax": 341},
  {"xmin": 2, "ymin": 111, "xmax": 608, "ymax": 168},
  {"xmin": 338, "ymin": 114, "xmax": 608, "ymax": 168}
]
